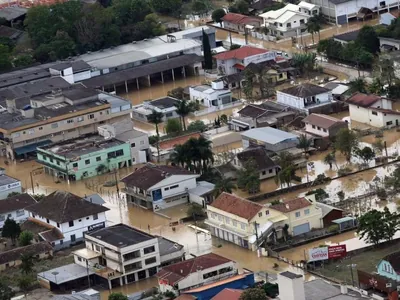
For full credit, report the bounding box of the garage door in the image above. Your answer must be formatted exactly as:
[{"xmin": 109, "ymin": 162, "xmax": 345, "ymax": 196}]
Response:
[{"xmin": 293, "ymin": 223, "xmax": 310, "ymax": 236}]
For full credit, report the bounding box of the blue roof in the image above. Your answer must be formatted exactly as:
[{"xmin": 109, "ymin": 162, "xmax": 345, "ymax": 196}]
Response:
[
  {"xmin": 241, "ymin": 127, "xmax": 298, "ymax": 144},
  {"xmin": 332, "ymin": 216, "xmax": 356, "ymax": 224}
]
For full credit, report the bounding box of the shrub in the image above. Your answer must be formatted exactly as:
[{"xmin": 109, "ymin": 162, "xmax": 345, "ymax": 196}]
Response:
[{"xmin": 328, "ymin": 224, "xmax": 339, "ymax": 233}]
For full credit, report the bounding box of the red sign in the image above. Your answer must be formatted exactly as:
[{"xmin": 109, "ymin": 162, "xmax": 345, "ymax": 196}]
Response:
[{"xmin": 328, "ymin": 245, "xmax": 347, "ymax": 259}]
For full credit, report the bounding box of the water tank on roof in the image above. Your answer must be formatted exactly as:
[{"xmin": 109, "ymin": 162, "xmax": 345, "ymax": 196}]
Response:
[{"xmin": 211, "ymin": 80, "xmax": 224, "ymax": 90}]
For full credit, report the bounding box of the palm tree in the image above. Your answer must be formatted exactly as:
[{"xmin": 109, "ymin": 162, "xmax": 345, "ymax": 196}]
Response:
[
  {"xmin": 174, "ymin": 100, "xmax": 198, "ymax": 131},
  {"xmin": 196, "ymin": 136, "xmax": 214, "ymax": 173},
  {"xmin": 147, "ymin": 110, "xmax": 164, "ymax": 163},
  {"xmin": 214, "ymin": 176, "xmax": 236, "ymax": 197},
  {"xmin": 169, "ymin": 144, "xmax": 188, "ymax": 168},
  {"xmin": 323, "ymin": 152, "xmax": 337, "ymax": 169},
  {"xmin": 297, "ymin": 134, "xmax": 312, "ymax": 155},
  {"xmin": 348, "ymin": 77, "xmax": 367, "ymax": 93},
  {"xmin": 306, "ymin": 20, "xmax": 317, "ymax": 45},
  {"xmin": 20, "ymin": 254, "xmax": 35, "ymax": 274}
]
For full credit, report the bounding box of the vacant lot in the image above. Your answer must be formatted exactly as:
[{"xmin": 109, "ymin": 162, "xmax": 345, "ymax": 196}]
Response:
[{"xmin": 316, "ymin": 241, "xmax": 400, "ymax": 285}]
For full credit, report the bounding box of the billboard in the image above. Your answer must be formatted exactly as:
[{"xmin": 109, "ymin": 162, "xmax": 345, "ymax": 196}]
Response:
[
  {"xmin": 243, "ymin": 51, "xmax": 276, "ymax": 66},
  {"xmin": 308, "ymin": 245, "xmax": 347, "ymax": 262}
]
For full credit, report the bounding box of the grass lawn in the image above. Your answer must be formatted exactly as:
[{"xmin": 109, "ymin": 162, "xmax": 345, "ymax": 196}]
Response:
[{"xmin": 315, "ymin": 241, "xmax": 400, "ymax": 285}]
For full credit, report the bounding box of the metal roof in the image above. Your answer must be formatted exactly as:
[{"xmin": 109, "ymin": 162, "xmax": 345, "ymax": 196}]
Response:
[
  {"xmin": 241, "ymin": 127, "xmax": 298, "ymax": 144},
  {"xmin": 0, "ymin": 7, "xmax": 27, "ymax": 21},
  {"xmin": 37, "ymin": 263, "xmax": 95, "ymax": 284}
]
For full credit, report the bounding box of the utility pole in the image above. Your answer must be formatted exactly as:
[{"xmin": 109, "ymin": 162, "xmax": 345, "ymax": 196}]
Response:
[
  {"xmin": 113, "ymin": 170, "xmax": 123, "ymax": 223},
  {"xmin": 30, "ymin": 171, "xmax": 34, "ymax": 194},
  {"xmin": 254, "ymin": 221, "xmax": 259, "ymax": 252},
  {"xmin": 229, "ymin": 31, "xmax": 233, "ymax": 47}
]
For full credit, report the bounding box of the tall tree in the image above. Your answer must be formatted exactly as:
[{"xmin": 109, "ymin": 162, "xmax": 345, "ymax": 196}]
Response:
[
  {"xmin": 382, "ymin": 207, "xmax": 399, "ymax": 242},
  {"xmin": 297, "ymin": 134, "xmax": 312, "ymax": 155},
  {"xmin": 214, "ymin": 176, "xmax": 236, "ymax": 197},
  {"xmin": 147, "ymin": 110, "xmax": 164, "ymax": 163},
  {"xmin": 0, "ymin": 282, "xmax": 15, "ymax": 300},
  {"xmin": 169, "ymin": 144, "xmax": 188, "ymax": 167},
  {"xmin": 335, "ymin": 129, "xmax": 359, "ymax": 163},
  {"xmin": 291, "ymin": 53, "xmax": 316, "ymax": 78},
  {"xmin": 174, "ymin": 100, "xmax": 198, "ymax": 130},
  {"xmin": 355, "ymin": 146, "xmax": 375, "ymax": 165},
  {"xmin": 323, "ymin": 152, "xmax": 337, "ymax": 169},
  {"xmin": 18, "ymin": 275, "xmax": 35, "ymax": 298},
  {"xmin": 2, "ymin": 218, "xmax": 21, "ymax": 245},
  {"xmin": 356, "ymin": 25, "xmax": 380, "ymax": 54},
  {"xmin": 202, "ymin": 29, "xmax": 213, "ymax": 70},
  {"xmin": 348, "ymin": 77, "xmax": 368, "ymax": 93},
  {"xmin": 375, "ymin": 55, "xmax": 396, "ymax": 88},
  {"xmin": 19, "ymin": 231, "xmax": 34, "ymax": 246},
  {"xmin": 357, "ymin": 209, "xmax": 387, "ymax": 245},
  {"xmin": 150, "ymin": 0, "xmax": 182, "ymax": 15},
  {"xmin": 239, "ymin": 288, "xmax": 267, "ymax": 300},
  {"xmin": 237, "ymin": 159, "xmax": 260, "ymax": 194},
  {"xmin": 243, "ymin": 68, "xmax": 255, "ymax": 100},
  {"xmin": 212, "ymin": 8, "xmax": 226, "ymax": 25},
  {"xmin": 20, "ymin": 254, "xmax": 35, "ymax": 274}
]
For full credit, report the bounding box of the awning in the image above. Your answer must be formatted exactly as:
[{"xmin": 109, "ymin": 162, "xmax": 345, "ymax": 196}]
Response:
[
  {"xmin": 332, "ymin": 216, "xmax": 356, "ymax": 224},
  {"xmin": 233, "ymin": 63, "xmax": 245, "ymax": 70},
  {"xmin": 14, "ymin": 140, "xmax": 52, "ymax": 155}
]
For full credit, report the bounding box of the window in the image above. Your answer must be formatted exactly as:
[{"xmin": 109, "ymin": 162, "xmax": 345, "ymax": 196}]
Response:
[
  {"xmin": 165, "ymin": 112, "xmax": 173, "ymax": 117},
  {"xmin": 60, "ymin": 240, "xmax": 63, "ymax": 245},
  {"xmin": 144, "ymin": 246, "xmax": 155, "ymax": 254},
  {"xmin": 317, "ymin": 126, "xmax": 321, "ymax": 130},
  {"xmin": 49, "ymin": 158, "xmax": 53, "ymax": 163},
  {"xmin": 13, "ymin": 132, "xmax": 20, "ymax": 138},
  {"xmin": 28, "ymin": 129, "xmax": 35, "ymax": 135},
  {"xmin": 16, "ymin": 209, "xmax": 24, "ymax": 217},
  {"xmin": 57, "ymin": 223, "xmax": 60, "ymax": 228},
  {"xmin": 46, "ymin": 218, "xmax": 49, "ymax": 223},
  {"xmin": 67, "ymin": 119, "xmax": 74, "ymax": 124},
  {"xmin": 304, "ymin": 209, "xmax": 310, "ymax": 215},
  {"xmin": 79, "ymin": 219, "xmax": 82, "ymax": 222},
  {"xmin": 387, "ymin": 121, "xmax": 393, "ymax": 126},
  {"xmin": 115, "ymin": 149, "xmax": 124, "ymax": 157},
  {"xmin": 85, "ymin": 159, "xmax": 90, "ymax": 165},
  {"xmin": 312, "ymin": 125, "xmax": 316, "ymax": 129},
  {"xmin": 232, "ymin": 220, "xmax": 237, "ymax": 227},
  {"xmin": 170, "ymin": 184, "xmax": 179, "ymax": 189},
  {"xmin": 164, "ymin": 187, "xmax": 169, "ymax": 191},
  {"xmin": 93, "ymin": 213, "xmax": 98, "ymax": 220},
  {"xmin": 38, "ymin": 127, "xmax": 43, "ymax": 130},
  {"xmin": 78, "ymin": 257, "xmax": 82, "ymax": 262},
  {"xmin": 56, "ymin": 161, "xmax": 60, "ymax": 166},
  {"xmin": 265, "ymin": 210, "xmax": 269, "ymax": 216},
  {"xmin": 258, "ymin": 212, "xmax": 262, "ymax": 217},
  {"xmin": 71, "ymin": 234, "xmax": 76, "ymax": 242},
  {"xmin": 88, "ymin": 114, "xmax": 95, "ymax": 119},
  {"xmin": 72, "ymin": 163, "xmax": 78, "ymax": 168},
  {"xmin": 51, "ymin": 123, "xmax": 58, "ymax": 129},
  {"xmin": 323, "ymin": 129, "xmax": 327, "ymax": 132},
  {"xmin": 262, "ymin": 171, "xmax": 266, "ymax": 175},
  {"xmin": 372, "ymin": 111, "xmax": 378, "ymax": 116},
  {"xmin": 96, "ymin": 157, "xmax": 101, "ymax": 162},
  {"xmin": 145, "ymin": 257, "xmax": 157, "ymax": 265},
  {"xmin": 77, "ymin": 116, "xmax": 84, "ymax": 122},
  {"xmin": 295, "ymin": 212, "xmax": 300, "ymax": 218},
  {"xmin": 269, "ymin": 169, "xmax": 273, "ymax": 173},
  {"xmin": 131, "ymin": 142, "xmax": 136, "ymax": 147},
  {"xmin": 225, "ymin": 217, "xmax": 230, "ymax": 224},
  {"xmin": 241, "ymin": 223, "xmax": 246, "ymax": 230},
  {"xmin": 69, "ymin": 220, "xmax": 74, "ymax": 227}
]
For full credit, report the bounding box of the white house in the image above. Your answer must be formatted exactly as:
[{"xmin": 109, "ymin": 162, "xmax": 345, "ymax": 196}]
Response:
[
  {"xmin": 347, "ymin": 93, "xmax": 400, "ymax": 128},
  {"xmin": 121, "ymin": 164, "xmax": 200, "ymax": 211},
  {"xmin": 0, "ymin": 193, "xmax": 36, "ymax": 229},
  {"xmin": 380, "ymin": 11, "xmax": 399, "ymax": 25},
  {"xmin": 49, "ymin": 61, "xmax": 92, "ymax": 84},
  {"xmin": 24, "ymin": 191, "xmax": 109, "ymax": 250},
  {"xmin": 189, "ymin": 81, "xmax": 236, "ymax": 108},
  {"xmin": 302, "ymin": 113, "xmax": 348, "ymax": 138},
  {"xmin": 260, "ymin": 2, "xmax": 319, "ymax": 37},
  {"xmin": 213, "ymin": 46, "xmax": 275, "ymax": 76},
  {"xmin": 131, "ymin": 96, "xmax": 180, "ymax": 123},
  {"xmin": 73, "ymin": 224, "xmax": 183, "ymax": 289},
  {"xmin": 241, "ymin": 127, "xmax": 299, "ymax": 152},
  {"xmin": 277, "ymin": 83, "xmax": 332, "ymax": 115},
  {"xmin": 0, "ymin": 168, "xmax": 22, "ymax": 200},
  {"xmin": 157, "ymin": 253, "xmax": 237, "ymax": 295}
]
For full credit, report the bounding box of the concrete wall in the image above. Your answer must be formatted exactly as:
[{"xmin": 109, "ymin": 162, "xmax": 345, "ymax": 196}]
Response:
[
  {"xmin": 285, "ymin": 202, "xmax": 323, "ymax": 236},
  {"xmin": 216, "ymin": 58, "xmax": 240, "ymax": 76},
  {"xmin": 305, "ymin": 123, "xmax": 329, "ymax": 137},
  {"xmin": 0, "ymin": 207, "xmax": 29, "ymax": 229},
  {"xmin": 277, "ymin": 91, "xmax": 331, "ymax": 112},
  {"xmin": 0, "ymin": 251, "xmax": 52, "ymax": 271},
  {"xmin": 349, "ymin": 104, "xmax": 400, "ymax": 128},
  {"xmin": 0, "ymin": 184, "xmax": 22, "ymax": 200}
]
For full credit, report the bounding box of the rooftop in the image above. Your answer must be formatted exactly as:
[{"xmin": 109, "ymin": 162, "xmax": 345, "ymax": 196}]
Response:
[
  {"xmin": 147, "ymin": 96, "xmax": 179, "ymax": 109},
  {"xmin": 0, "ymin": 25, "xmax": 23, "ymax": 40},
  {"xmin": 382, "ymin": 252, "xmax": 400, "ymax": 272},
  {"xmin": 38, "ymin": 263, "xmax": 95, "ymax": 285},
  {"xmin": 334, "ymin": 30, "xmax": 360, "ymax": 42},
  {"xmin": 214, "ymin": 46, "xmax": 268, "ymax": 61},
  {"xmin": 241, "ymin": 127, "xmax": 298, "ymax": 144},
  {"xmin": 25, "ymin": 191, "xmax": 109, "ymax": 223},
  {"xmin": 260, "ymin": 3, "xmax": 309, "ymax": 20},
  {"xmin": 0, "ymin": 173, "xmax": 20, "ymax": 186},
  {"xmin": 0, "ymin": 242, "xmax": 53, "ymax": 265},
  {"xmin": 121, "ymin": 163, "xmax": 196, "ymax": 190},
  {"xmin": 21, "ymin": 217, "xmax": 64, "ymax": 242},
  {"xmin": 39, "ymin": 134, "xmax": 125, "ymax": 159},
  {"xmin": 221, "ymin": 13, "xmax": 261, "ymax": 24},
  {"xmin": 0, "ymin": 7, "xmax": 27, "ymax": 21},
  {"xmin": 209, "ymin": 192, "xmax": 263, "ymax": 220},
  {"xmin": 157, "ymin": 236, "xmax": 184, "ymax": 256},
  {"xmin": 0, "ymin": 193, "xmax": 36, "ymax": 214},
  {"xmin": 157, "ymin": 253, "xmax": 233, "ymax": 286},
  {"xmin": 86, "ymin": 224, "xmax": 155, "ymax": 248},
  {"xmin": 279, "ymin": 83, "xmax": 331, "ymax": 98},
  {"xmin": 271, "ymin": 197, "xmax": 312, "ymax": 213},
  {"xmin": 211, "ymin": 288, "xmax": 243, "ymax": 300},
  {"xmin": 158, "ymin": 132, "xmax": 201, "ymax": 151},
  {"xmin": 346, "ymin": 93, "xmax": 381, "ymax": 108},
  {"xmin": 188, "ymin": 181, "xmax": 215, "ymax": 196},
  {"xmin": 115, "ymin": 129, "xmax": 147, "ymax": 142},
  {"xmin": 305, "ymin": 279, "xmax": 363, "ymax": 300},
  {"xmin": 237, "ymin": 104, "xmax": 268, "ymax": 118},
  {"xmin": 237, "ymin": 147, "xmax": 278, "ymax": 170},
  {"xmin": 280, "ymin": 271, "xmax": 303, "ymax": 279},
  {"xmin": 302, "ymin": 113, "xmax": 347, "ymax": 129},
  {"xmin": 323, "ymin": 82, "xmax": 349, "ymax": 95},
  {"xmin": 191, "ymin": 85, "xmax": 231, "ymax": 95},
  {"xmin": 316, "ymin": 202, "xmax": 343, "ymax": 218}
]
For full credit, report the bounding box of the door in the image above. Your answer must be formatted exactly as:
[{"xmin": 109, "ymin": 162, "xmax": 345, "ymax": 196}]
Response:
[
  {"xmin": 293, "ymin": 223, "xmax": 310, "ymax": 236},
  {"xmin": 70, "ymin": 234, "xmax": 76, "ymax": 243}
]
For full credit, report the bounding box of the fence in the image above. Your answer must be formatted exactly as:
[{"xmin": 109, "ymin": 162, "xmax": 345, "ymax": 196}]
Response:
[{"xmin": 193, "ymin": 101, "xmax": 243, "ymax": 117}]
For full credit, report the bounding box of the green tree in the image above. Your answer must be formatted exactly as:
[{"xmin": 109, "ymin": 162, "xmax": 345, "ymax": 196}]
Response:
[
  {"xmin": 239, "ymin": 288, "xmax": 267, "ymax": 300},
  {"xmin": 148, "ymin": 110, "xmax": 164, "ymax": 163},
  {"xmin": 18, "ymin": 275, "xmax": 35, "ymax": 298},
  {"xmin": 306, "ymin": 17, "xmax": 320, "ymax": 44},
  {"xmin": 0, "ymin": 282, "xmax": 15, "ymax": 300},
  {"xmin": 356, "ymin": 25, "xmax": 380, "ymax": 54},
  {"xmin": 233, "ymin": 0, "xmax": 249, "ymax": 14},
  {"xmin": 230, "ymin": 44, "xmax": 241, "ymax": 50},
  {"xmin": 188, "ymin": 120, "xmax": 207, "ymax": 132},
  {"xmin": 383, "ymin": 207, "xmax": 399, "ymax": 242},
  {"xmin": 335, "ymin": 129, "xmax": 359, "ymax": 163},
  {"xmin": 7, "ymin": 192, "xmax": 21, "ymax": 197},
  {"xmin": 291, "ymin": 53, "xmax": 316, "ymax": 78},
  {"xmin": 20, "ymin": 254, "xmax": 35, "ymax": 274},
  {"xmin": 168, "ymin": 87, "xmax": 185, "ymax": 100},
  {"xmin": 165, "ymin": 118, "xmax": 182, "ymax": 135},
  {"xmin": 187, "ymin": 203, "xmax": 206, "ymax": 218},
  {"xmin": 150, "ymin": 0, "xmax": 182, "ymax": 15},
  {"xmin": 112, "ymin": 0, "xmax": 152, "ymax": 26},
  {"xmin": 274, "ymin": 151, "xmax": 297, "ymax": 187},
  {"xmin": 192, "ymin": 0, "xmax": 209, "ymax": 15},
  {"xmin": 174, "ymin": 100, "xmax": 198, "ymax": 131},
  {"xmin": 169, "ymin": 144, "xmax": 188, "ymax": 167},
  {"xmin": 0, "ymin": 44, "xmax": 12, "ymax": 72},
  {"xmin": 385, "ymin": 165, "xmax": 400, "ymax": 191},
  {"xmin": 202, "ymin": 29, "xmax": 213, "ymax": 70},
  {"xmin": 297, "ymin": 134, "xmax": 312, "ymax": 155},
  {"xmin": 214, "ymin": 177, "xmax": 236, "ymax": 197},
  {"xmin": 243, "ymin": 68, "xmax": 255, "ymax": 100},
  {"xmin": 2, "ymin": 218, "xmax": 21, "ymax": 245},
  {"xmin": 348, "ymin": 77, "xmax": 368, "ymax": 93},
  {"xmin": 355, "ymin": 146, "xmax": 375, "ymax": 165},
  {"xmin": 237, "ymin": 159, "xmax": 260, "ymax": 194},
  {"xmin": 108, "ymin": 293, "xmax": 128, "ymax": 300},
  {"xmin": 375, "ymin": 55, "xmax": 396, "ymax": 87},
  {"xmin": 19, "ymin": 231, "xmax": 34, "ymax": 246},
  {"xmin": 357, "ymin": 209, "xmax": 397, "ymax": 245},
  {"xmin": 212, "ymin": 8, "xmax": 226, "ymax": 25},
  {"xmin": 13, "ymin": 54, "xmax": 35, "ymax": 68},
  {"xmin": 323, "ymin": 152, "xmax": 337, "ymax": 169}
]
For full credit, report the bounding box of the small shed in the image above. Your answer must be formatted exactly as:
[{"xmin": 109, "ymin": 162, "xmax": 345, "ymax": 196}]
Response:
[{"xmin": 332, "ymin": 216, "xmax": 356, "ymax": 232}]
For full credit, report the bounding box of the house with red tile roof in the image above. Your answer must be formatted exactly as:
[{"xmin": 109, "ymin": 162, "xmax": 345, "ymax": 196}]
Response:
[
  {"xmin": 157, "ymin": 253, "xmax": 237, "ymax": 295},
  {"xmin": 302, "ymin": 113, "xmax": 348, "ymax": 138},
  {"xmin": 347, "ymin": 93, "xmax": 400, "ymax": 128},
  {"xmin": 211, "ymin": 288, "xmax": 243, "ymax": 300},
  {"xmin": 221, "ymin": 13, "xmax": 262, "ymax": 32}
]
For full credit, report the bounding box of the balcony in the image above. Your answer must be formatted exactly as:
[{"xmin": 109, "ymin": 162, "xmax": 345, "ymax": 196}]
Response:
[
  {"xmin": 124, "ymin": 262, "xmax": 142, "ymax": 272},
  {"xmin": 90, "ymin": 264, "xmax": 122, "ymax": 279},
  {"xmin": 123, "ymin": 187, "xmax": 152, "ymax": 201}
]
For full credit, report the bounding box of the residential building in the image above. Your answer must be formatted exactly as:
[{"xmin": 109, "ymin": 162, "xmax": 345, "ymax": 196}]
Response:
[
  {"xmin": 37, "ymin": 134, "xmax": 132, "ymax": 181},
  {"xmin": 333, "ymin": 29, "xmax": 359, "ymax": 45},
  {"xmin": 0, "ymin": 86, "xmax": 132, "ymax": 160},
  {"xmin": 157, "ymin": 253, "xmax": 238, "ymax": 295},
  {"xmin": 166, "ymin": 25, "xmax": 217, "ymax": 48},
  {"xmin": 0, "ymin": 25, "xmax": 23, "ymax": 41},
  {"xmin": 250, "ymin": 0, "xmax": 276, "ymax": 15},
  {"xmin": 316, "ymin": 202, "xmax": 343, "ymax": 227},
  {"xmin": 0, "ymin": 193, "xmax": 36, "ymax": 229},
  {"xmin": 347, "ymin": 93, "xmax": 400, "ymax": 128},
  {"xmin": 379, "ymin": 37, "xmax": 400, "ymax": 52},
  {"xmin": 260, "ymin": 2, "xmax": 319, "ymax": 37},
  {"xmin": 157, "ymin": 236, "xmax": 185, "ymax": 267},
  {"xmin": 205, "ymin": 192, "xmax": 288, "ymax": 250},
  {"xmin": 302, "ymin": 113, "xmax": 348, "ymax": 138},
  {"xmin": 270, "ymin": 196, "xmax": 322, "ymax": 236},
  {"xmin": 308, "ymin": 0, "xmax": 399, "ymax": 25},
  {"xmin": 53, "ymin": 289, "xmax": 100, "ymax": 300},
  {"xmin": 231, "ymin": 101, "xmax": 295, "ymax": 131},
  {"xmin": 187, "ymin": 181, "xmax": 215, "ymax": 208},
  {"xmin": 189, "ymin": 81, "xmax": 237, "ymax": 109},
  {"xmin": 380, "ymin": 11, "xmax": 399, "ymax": 25},
  {"xmin": 0, "ymin": 168, "xmax": 22, "ymax": 200},
  {"xmin": 377, "ymin": 252, "xmax": 400, "ymax": 282},
  {"xmin": 131, "ymin": 96, "xmax": 180, "ymax": 123},
  {"xmin": 74, "ymin": 224, "xmax": 163, "ymax": 289},
  {"xmin": 221, "ymin": 13, "xmax": 263, "ymax": 32},
  {"xmin": 322, "ymin": 82, "xmax": 349, "ymax": 100},
  {"xmin": 121, "ymin": 163, "xmax": 200, "ymax": 211},
  {"xmin": 277, "ymin": 83, "xmax": 333, "ymax": 115},
  {"xmin": 233, "ymin": 147, "xmax": 280, "ymax": 180},
  {"xmin": 0, "ymin": 242, "xmax": 53, "ymax": 271},
  {"xmin": 214, "ymin": 46, "xmax": 274, "ymax": 76},
  {"xmin": 241, "ymin": 127, "xmax": 299, "ymax": 152},
  {"xmin": 24, "ymin": 191, "xmax": 109, "ymax": 249}
]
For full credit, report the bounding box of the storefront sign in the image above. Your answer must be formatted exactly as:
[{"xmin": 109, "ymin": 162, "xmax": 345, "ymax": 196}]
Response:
[
  {"xmin": 328, "ymin": 245, "xmax": 347, "ymax": 259},
  {"xmin": 308, "ymin": 247, "xmax": 328, "ymax": 262},
  {"xmin": 88, "ymin": 222, "xmax": 105, "ymax": 232},
  {"xmin": 0, "ymin": 181, "xmax": 21, "ymax": 192}
]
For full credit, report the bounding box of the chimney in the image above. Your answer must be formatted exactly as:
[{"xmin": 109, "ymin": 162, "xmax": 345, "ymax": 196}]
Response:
[{"xmin": 277, "ymin": 272, "xmax": 305, "ymax": 300}]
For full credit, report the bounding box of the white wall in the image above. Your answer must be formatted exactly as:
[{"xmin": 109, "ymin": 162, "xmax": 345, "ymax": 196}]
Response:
[
  {"xmin": 286, "ymin": 203, "xmax": 322, "ymax": 235},
  {"xmin": 336, "ymin": 0, "xmax": 399, "ymax": 19},
  {"xmin": 74, "ymin": 70, "xmax": 92, "ymax": 82},
  {"xmin": 0, "ymin": 208, "xmax": 29, "ymax": 229},
  {"xmin": 305, "ymin": 123, "xmax": 329, "ymax": 137},
  {"xmin": 0, "ymin": 183, "xmax": 22, "ymax": 200},
  {"xmin": 277, "ymin": 91, "xmax": 331, "ymax": 112},
  {"xmin": 349, "ymin": 104, "xmax": 400, "ymax": 128},
  {"xmin": 277, "ymin": 273, "xmax": 305, "ymax": 300},
  {"xmin": 216, "ymin": 58, "xmax": 238, "ymax": 76},
  {"xmin": 128, "ymin": 135, "xmax": 149, "ymax": 164}
]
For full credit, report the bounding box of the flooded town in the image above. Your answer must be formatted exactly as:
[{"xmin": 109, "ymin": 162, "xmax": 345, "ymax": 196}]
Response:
[{"xmin": 1, "ymin": 0, "xmax": 400, "ymax": 299}]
